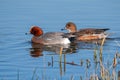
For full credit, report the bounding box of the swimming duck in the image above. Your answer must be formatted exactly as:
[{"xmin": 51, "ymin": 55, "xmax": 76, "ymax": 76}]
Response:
[
  {"xmin": 30, "ymin": 26, "xmax": 72, "ymax": 45},
  {"xmin": 62, "ymin": 22, "xmax": 110, "ymax": 41}
]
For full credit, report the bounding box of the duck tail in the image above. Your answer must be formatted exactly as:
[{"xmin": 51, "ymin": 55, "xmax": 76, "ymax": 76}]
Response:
[
  {"xmin": 69, "ymin": 37, "xmax": 76, "ymax": 42},
  {"xmin": 101, "ymin": 28, "xmax": 110, "ymax": 31}
]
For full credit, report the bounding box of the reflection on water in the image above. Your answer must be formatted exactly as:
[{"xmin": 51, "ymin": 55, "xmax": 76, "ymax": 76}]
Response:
[
  {"xmin": 30, "ymin": 39, "xmax": 105, "ymax": 58},
  {"xmin": 30, "ymin": 43, "xmax": 44, "ymax": 57},
  {"xmin": 30, "ymin": 42, "xmax": 77, "ymax": 57},
  {"xmin": 30, "ymin": 37, "xmax": 119, "ymax": 56}
]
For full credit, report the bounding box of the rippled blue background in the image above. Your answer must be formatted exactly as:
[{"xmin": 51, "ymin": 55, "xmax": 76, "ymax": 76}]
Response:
[{"xmin": 0, "ymin": 0, "xmax": 120, "ymax": 80}]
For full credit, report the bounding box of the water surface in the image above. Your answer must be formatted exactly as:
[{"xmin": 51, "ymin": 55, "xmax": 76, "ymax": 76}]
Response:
[{"xmin": 0, "ymin": 0, "xmax": 120, "ymax": 80}]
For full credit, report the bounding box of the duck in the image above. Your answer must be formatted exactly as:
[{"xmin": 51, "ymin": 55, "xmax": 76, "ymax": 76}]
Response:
[
  {"xmin": 29, "ymin": 26, "xmax": 73, "ymax": 45},
  {"xmin": 61, "ymin": 22, "xmax": 110, "ymax": 41}
]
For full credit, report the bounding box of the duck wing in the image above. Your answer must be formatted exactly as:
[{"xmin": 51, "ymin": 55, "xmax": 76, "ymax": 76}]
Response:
[
  {"xmin": 42, "ymin": 32, "xmax": 77, "ymax": 43},
  {"xmin": 41, "ymin": 32, "xmax": 64, "ymax": 40},
  {"xmin": 62, "ymin": 33, "xmax": 76, "ymax": 38},
  {"xmin": 78, "ymin": 28, "xmax": 110, "ymax": 35}
]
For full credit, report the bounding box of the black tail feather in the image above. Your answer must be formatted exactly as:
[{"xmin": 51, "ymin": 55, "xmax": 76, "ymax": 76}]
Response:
[{"xmin": 101, "ymin": 28, "xmax": 110, "ymax": 31}]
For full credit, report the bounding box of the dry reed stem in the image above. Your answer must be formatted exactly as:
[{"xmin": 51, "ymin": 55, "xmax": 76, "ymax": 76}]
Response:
[
  {"xmin": 113, "ymin": 55, "xmax": 117, "ymax": 68},
  {"xmin": 60, "ymin": 47, "xmax": 63, "ymax": 56},
  {"xmin": 101, "ymin": 37, "xmax": 106, "ymax": 47}
]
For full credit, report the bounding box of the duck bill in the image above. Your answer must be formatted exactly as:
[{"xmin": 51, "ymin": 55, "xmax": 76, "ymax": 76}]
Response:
[
  {"xmin": 61, "ymin": 27, "xmax": 66, "ymax": 31},
  {"xmin": 25, "ymin": 32, "xmax": 31, "ymax": 35}
]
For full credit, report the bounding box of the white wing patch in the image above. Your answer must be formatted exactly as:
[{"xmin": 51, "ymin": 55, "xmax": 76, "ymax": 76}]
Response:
[{"xmin": 62, "ymin": 38, "xmax": 70, "ymax": 44}]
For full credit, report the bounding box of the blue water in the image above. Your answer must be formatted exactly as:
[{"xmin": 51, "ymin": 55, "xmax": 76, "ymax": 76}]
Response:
[{"xmin": 0, "ymin": 0, "xmax": 120, "ymax": 80}]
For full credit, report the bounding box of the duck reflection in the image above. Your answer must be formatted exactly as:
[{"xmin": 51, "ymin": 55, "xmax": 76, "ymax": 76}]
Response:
[
  {"xmin": 30, "ymin": 36, "xmax": 112, "ymax": 58},
  {"xmin": 75, "ymin": 39, "xmax": 107, "ymax": 50},
  {"xmin": 30, "ymin": 43, "xmax": 44, "ymax": 57},
  {"xmin": 30, "ymin": 42, "xmax": 78, "ymax": 57},
  {"xmin": 30, "ymin": 38, "xmax": 106, "ymax": 58}
]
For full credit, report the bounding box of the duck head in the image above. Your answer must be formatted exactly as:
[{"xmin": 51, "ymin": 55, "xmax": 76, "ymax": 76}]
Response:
[
  {"xmin": 61, "ymin": 22, "xmax": 77, "ymax": 33},
  {"xmin": 30, "ymin": 26, "xmax": 43, "ymax": 36}
]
